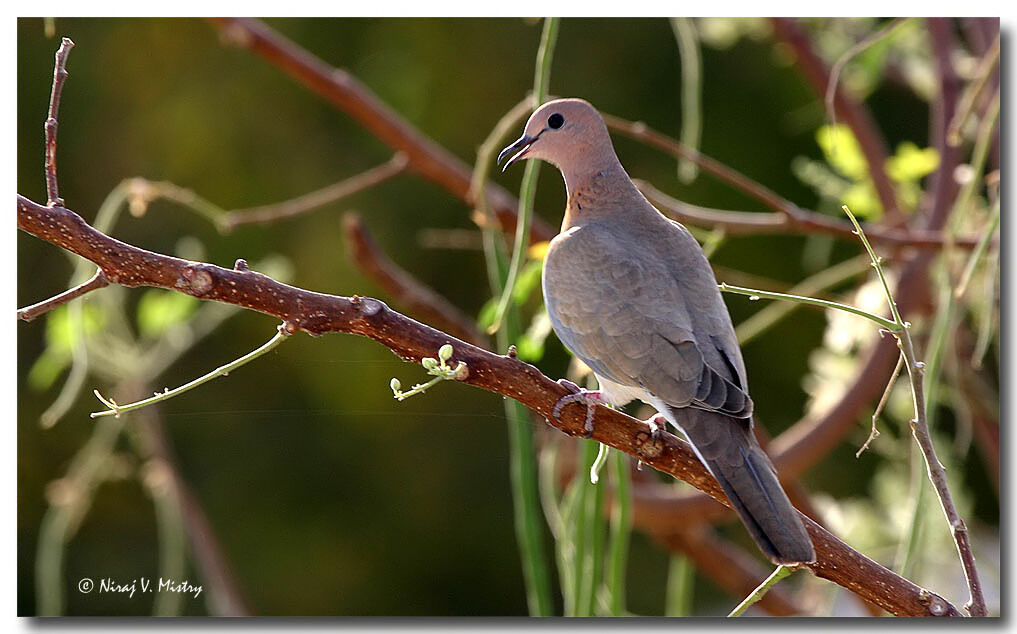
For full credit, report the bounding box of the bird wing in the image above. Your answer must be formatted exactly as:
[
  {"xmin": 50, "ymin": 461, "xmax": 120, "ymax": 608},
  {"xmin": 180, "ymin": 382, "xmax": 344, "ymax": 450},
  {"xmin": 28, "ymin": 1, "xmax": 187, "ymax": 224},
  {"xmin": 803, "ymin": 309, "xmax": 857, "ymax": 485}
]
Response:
[{"xmin": 543, "ymin": 221, "xmax": 752, "ymax": 418}]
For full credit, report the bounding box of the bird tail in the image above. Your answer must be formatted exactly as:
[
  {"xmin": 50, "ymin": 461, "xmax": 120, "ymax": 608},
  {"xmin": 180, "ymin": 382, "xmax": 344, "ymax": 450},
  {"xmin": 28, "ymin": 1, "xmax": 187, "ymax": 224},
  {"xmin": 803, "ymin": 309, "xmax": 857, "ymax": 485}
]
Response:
[{"xmin": 664, "ymin": 407, "xmax": 816, "ymax": 565}]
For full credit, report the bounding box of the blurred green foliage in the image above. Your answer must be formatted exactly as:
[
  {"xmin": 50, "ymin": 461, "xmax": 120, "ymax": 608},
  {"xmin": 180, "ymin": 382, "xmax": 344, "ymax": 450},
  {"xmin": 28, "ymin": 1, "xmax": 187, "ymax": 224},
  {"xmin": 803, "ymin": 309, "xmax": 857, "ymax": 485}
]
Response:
[{"xmin": 18, "ymin": 17, "xmax": 998, "ymax": 616}]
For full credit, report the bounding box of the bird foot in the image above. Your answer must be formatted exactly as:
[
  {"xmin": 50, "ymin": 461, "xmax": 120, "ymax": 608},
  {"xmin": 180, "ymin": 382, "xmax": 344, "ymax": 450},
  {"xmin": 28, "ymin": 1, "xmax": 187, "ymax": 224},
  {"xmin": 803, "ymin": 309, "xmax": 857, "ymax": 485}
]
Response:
[
  {"xmin": 552, "ymin": 379, "xmax": 606, "ymax": 438},
  {"xmin": 643, "ymin": 414, "xmax": 669, "ymax": 442}
]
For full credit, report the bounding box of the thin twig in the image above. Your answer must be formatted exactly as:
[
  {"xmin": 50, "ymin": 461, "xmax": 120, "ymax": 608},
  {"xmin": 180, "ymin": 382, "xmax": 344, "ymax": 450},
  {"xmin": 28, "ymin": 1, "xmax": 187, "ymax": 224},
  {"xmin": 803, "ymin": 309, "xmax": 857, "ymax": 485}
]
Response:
[
  {"xmin": 825, "ymin": 19, "xmax": 912, "ymax": 158},
  {"xmin": 771, "ymin": 18, "xmax": 902, "ymax": 221},
  {"xmin": 342, "ymin": 212, "xmax": 486, "ymax": 346},
  {"xmin": 604, "ymin": 113, "xmax": 799, "ymax": 219},
  {"xmin": 220, "ymin": 153, "xmax": 409, "ymax": 231},
  {"xmin": 947, "ymin": 32, "xmax": 1000, "ymax": 146},
  {"xmin": 843, "ymin": 204, "xmax": 987, "ymax": 617},
  {"xmin": 206, "ymin": 17, "xmax": 553, "ymax": 244},
  {"xmin": 856, "ymin": 350, "xmax": 904, "ymax": 458},
  {"xmin": 91, "ymin": 324, "xmax": 292, "ymax": 419},
  {"xmin": 17, "ymin": 268, "xmax": 108, "ymax": 322},
  {"xmin": 736, "ymin": 254, "xmax": 871, "ymax": 345},
  {"xmin": 44, "ymin": 37, "xmax": 74, "ymax": 207},
  {"xmin": 955, "ymin": 197, "xmax": 1000, "ymax": 300},
  {"xmin": 728, "ymin": 565, "xmax": 793, "ymax": 617},
  {"xmin": 631, "ymin": 154, "xmax": 985, "ymax": 250},
  {"xmin": 719, "ymin": 282, "xmax": 901, "ymax": 332},
  {"xmin": 658, "ymin": 526, "xmax": 805, "ymax": 616},
  {"xmin": 17, "ymin": 196, "xmax": 963, "ymax": 616}
]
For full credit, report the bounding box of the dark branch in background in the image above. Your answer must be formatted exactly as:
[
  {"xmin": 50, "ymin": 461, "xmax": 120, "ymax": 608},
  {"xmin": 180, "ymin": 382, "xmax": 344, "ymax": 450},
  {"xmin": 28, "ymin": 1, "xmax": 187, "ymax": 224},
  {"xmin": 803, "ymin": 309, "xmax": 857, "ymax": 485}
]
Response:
[
  {"xmin": 44, "ymin": 37, "xmax": 74, "ymax": 207},
  {"xmin": 16, "ymin": 197, "xmax": 960, "ymax": 617},
  {"xmin": 206, "ymin": 17, "xmax": 554, "ymax": 245},
  {"xmin": 770, "ymin": 18, "xmax": 904, "ymax": 223},
  {"xmin": 924, "ymin": 19, "xmax": 987, "ymax": 617},
  {"xmin": 342, "ymin": 211, "xmax": 486, "ymax": 346},
  {"xmin": 638, "ymin": 180, "xmax": 983, "ymax": 250},
  {"xmin": 17, "ymin": 268, "xmax": 108, "ymax": 322},
  {"xmin": 656, "ymin": 526, "xmax": 803, "ymax": 616},
  {"xmin": 220, "ymin": 153, "xmax": 409, "ymax": 231},
  {"xmin": 136, "ymin": 396, "xmax": 252, "ymax": 616}
]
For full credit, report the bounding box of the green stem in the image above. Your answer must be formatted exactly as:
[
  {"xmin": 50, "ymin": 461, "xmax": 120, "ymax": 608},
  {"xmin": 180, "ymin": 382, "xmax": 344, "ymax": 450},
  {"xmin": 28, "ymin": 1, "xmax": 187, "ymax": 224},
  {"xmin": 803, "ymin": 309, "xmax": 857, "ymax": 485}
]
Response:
[
  {"xmin": 585, "ymin": 445, "xmax": 607, "ymax": 616},
  {"xmin": 955, "ymin": 196, "xmax": 1000, "ymax": 300},
  {"xmin": 91, "ymin": 326, "xmax": 291, "ymax": 419},
  {"xmin": 665, "ymin": 553, "xmax": 695, "ymax": 616},
  {"xmin": 606, "ymin": 450, "xmax": 631, "ymax": 616},
  {"xmin": 572, "ymin": 439, "xmax": 596, "ymax": 616},
  {"xmin": 728, "ymin": 565, "xmax": 793, "ymax": 617},
  {"xmin": 670, "ymin": 17, "xmax": 702, "ymax": 183},
  {"xmin": 719, "ymin": 282, "xmax": 901, "ymax": 332},
  {"xmin": 735, "ymin": 254, "xmax": 870, "ymax": 345},
  {"xmin": 147, "ymin": 469, "xmax": 187, "ymax": 616},
  {"xmin": 841, "ymin": 205, "xmax": 904, "ymax": 326},
  {"xmin": 488, "ymin": 17, "xmax": 560, "ymax": 335}
]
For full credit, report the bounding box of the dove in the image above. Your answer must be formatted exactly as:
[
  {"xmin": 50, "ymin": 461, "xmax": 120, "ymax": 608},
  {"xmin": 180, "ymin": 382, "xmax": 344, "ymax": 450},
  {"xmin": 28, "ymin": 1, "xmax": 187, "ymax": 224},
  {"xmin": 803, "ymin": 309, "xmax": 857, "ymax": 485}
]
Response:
[{"xmin": 497, "ymin": 98, "xmax": 815, "ymax": 565}]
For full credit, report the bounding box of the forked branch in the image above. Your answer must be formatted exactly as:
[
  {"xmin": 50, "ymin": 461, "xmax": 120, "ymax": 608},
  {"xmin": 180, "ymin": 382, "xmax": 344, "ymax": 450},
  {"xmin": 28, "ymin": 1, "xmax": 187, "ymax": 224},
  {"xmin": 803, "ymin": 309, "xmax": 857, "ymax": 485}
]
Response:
[{"xmin": 16, "ymin": 196, "xmax": 960, "ymax": 617}]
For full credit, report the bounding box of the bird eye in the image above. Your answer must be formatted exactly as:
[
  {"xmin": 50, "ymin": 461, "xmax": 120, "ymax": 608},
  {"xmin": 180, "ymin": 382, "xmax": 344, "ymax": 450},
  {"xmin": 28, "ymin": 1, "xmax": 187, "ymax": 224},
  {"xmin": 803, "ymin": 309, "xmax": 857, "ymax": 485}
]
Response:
[{"xmin": 547, "ymin": 113, "xmax": 565, "ymax": 129}]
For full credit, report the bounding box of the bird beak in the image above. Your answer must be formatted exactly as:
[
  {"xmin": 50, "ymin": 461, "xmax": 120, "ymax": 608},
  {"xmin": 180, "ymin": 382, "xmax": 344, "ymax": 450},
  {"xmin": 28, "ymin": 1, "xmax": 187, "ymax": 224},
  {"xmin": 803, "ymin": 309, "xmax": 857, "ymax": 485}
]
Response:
[{"xmin": 498, "ymin": 133, "xmax": 539, "ymax": 172}]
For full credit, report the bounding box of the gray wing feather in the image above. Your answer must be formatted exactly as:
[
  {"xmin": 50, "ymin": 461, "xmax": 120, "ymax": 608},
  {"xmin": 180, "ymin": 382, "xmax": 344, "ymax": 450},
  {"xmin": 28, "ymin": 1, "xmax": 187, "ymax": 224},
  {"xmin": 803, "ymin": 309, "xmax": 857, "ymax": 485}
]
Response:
[{"xmin": 543, "ymin": 222, "xmax": 752, "ymax": 418}]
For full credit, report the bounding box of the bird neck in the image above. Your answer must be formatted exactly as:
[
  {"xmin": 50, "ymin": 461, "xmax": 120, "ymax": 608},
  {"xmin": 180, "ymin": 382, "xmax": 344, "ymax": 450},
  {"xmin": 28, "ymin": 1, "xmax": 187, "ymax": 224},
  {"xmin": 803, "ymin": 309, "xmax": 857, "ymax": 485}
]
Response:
[{"xmin": 559, "ymin": 155, "xmax": 642, "ymax": 230}]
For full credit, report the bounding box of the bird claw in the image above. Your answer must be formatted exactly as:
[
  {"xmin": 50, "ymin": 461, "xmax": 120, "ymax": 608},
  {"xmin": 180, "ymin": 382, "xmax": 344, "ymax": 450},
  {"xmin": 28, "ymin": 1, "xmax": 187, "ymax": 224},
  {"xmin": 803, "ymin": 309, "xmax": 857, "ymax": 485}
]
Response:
[
  {"xmin": 552, "ymin": 379, "xmax": 605, "ymax": 438},
  {"xmin": 644, "ymin": 414, "xmax": 669, "ymax": 442}
]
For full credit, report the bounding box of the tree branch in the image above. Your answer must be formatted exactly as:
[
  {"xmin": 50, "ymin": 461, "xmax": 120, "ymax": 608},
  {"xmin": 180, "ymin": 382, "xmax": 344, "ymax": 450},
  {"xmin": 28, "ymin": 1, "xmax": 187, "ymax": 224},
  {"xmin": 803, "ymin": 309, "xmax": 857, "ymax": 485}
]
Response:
[
  {"xmin": 631, "ymin": 155, "xmax": 983, "ymax": 250},
  {"xmin": 342, "ymin": 211, "xmax": 486, "ymax": 346},
  {"xmin": 220, "ymin": 153, "xmax": 409, "ymax": 231},
  {"xmin": 17, "ymin": 268, "xmax": 108, "ymax": 322},
  {"xmin": 206, "ymin": 17, "xmax": 553, "ymax": 244},
  {"xmin": 770, "ymin": 18, "xmax": 903, "ymax": 222},
  {"xmin": 44, "ymin": 37, "xmax": 74, "ymax": 207},
  {"xmin": 17, "ymin": 196, "xmax": 961, "ymax": 616}
]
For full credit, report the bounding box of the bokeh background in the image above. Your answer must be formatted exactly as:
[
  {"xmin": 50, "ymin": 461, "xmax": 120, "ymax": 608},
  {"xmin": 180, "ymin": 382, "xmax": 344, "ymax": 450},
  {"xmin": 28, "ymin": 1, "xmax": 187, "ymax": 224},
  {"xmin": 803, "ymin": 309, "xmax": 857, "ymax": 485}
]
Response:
[{"xmin": 17, "ymin": 17, "xmax": 999, "ymax": 616}]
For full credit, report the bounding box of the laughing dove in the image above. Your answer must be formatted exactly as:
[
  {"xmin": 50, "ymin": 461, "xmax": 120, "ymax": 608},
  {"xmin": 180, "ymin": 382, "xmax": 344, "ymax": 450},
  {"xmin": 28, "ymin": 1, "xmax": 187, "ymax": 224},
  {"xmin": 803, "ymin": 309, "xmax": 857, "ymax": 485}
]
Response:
[{"xmin": 498, "ymin": 98, "xmax": 815, "ymax": 565}]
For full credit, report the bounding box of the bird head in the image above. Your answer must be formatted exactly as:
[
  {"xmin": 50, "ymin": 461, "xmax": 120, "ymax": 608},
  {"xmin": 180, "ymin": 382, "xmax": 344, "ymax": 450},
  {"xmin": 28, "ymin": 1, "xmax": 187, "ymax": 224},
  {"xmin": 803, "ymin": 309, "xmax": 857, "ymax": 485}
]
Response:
[{"xmin": 498, "ymin": 98, "xmax": 613, "ymax": 173}]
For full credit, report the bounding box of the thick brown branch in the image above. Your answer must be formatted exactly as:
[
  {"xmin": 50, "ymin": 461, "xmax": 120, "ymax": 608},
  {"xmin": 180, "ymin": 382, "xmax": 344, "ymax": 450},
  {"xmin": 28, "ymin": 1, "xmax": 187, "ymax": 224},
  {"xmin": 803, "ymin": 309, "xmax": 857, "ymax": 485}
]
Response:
[
  {"xmin": 342, "ymin": 211, "xmax": 486, "ymax": 346},
  {"xmin": 17, "ymin": 268, "xmax": 108, "ymax": 322},
  {"xmin": 206, "ymin": 17, "xmax": 552, "ymax": 244},
  {"xmin": 17, "ymin": 196, "xmax": 960, "ymax": 616},
  {"xmin": 221, "ymin": 153, "xmax": 409, "ymax": 231},
  {"xmin": 638, "ymin": 180, "xmax": 983, "ymax": 250},
  {"xmin": 44, "ymin": 37, "xmax": 74, "ymax": 207},
  {"xmin": 771, "ymin": 18, "xmax": 903, "ymax": 222}
]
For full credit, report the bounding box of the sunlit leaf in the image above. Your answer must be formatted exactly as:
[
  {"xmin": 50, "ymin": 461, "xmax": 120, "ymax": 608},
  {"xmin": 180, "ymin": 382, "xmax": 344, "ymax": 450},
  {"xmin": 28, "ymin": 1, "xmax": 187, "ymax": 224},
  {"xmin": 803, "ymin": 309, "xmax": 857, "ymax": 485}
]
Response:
[
  {"xmin": 27, "ymin": 349, "xmax": 69, "ymax": 391},
  {"xmin": 816, "ymin": 124, "xmax": 868, "ymax": 181},
  {"xmin": 842, "ymin": 181, "xmax": 881, "ymax": 218},
  {"xmin": 136, "ymin": 289, "xmax": 199, "ymax": 338},
  {"xmin": 477, "ymin": 297, "xmax": 499, "ymax": 330},
  {"xmin": 516, "ymin": 308, "xmax": 552, "ymax": 362},
  {"xmin": 513, "ymin": 259, "xmax": 545, "ymax": 306},
  {"xmin": 886, "ymin": 142, "xmax": 940, "ymax": 183}
]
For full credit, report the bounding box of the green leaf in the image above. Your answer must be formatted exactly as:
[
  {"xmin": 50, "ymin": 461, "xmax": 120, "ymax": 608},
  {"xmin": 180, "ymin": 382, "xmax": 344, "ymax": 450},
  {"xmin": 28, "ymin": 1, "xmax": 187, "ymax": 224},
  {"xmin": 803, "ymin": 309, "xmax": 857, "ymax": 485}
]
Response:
[
  {"xmin": 513, "ymin": 259, "xmax": 545, "ymax": 306},
  {"xmin": 137, "ymin": 289, "xmax": 199, "ymax": 338},
  {"xmin": 842, "ymin": 181, "xmax": 881, "ymax": 219},
  {"xmin": 27, "ymin": 304, "xmax": 106, "ymax": 391},
  {"xmin": 43, "ymin": 304, "xmax": 105, "ymax": 355},
  {"xmin": 516, "ymin": 308, "xmax": 552, "ymax": 362},
  {"xmin": 476, "ymin": 297, "xmax": 499, "ymax": 330},
  {"xmin": 816, "ymin": 124, "xmax": 868, "ymax": 181},
  {"xmin": 27, "ymin": 349, "xmax": 69, "ymax": 391},
  {"xmin": 886, "ymin": 142, "xmax": 940, "ymax": 183}
]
